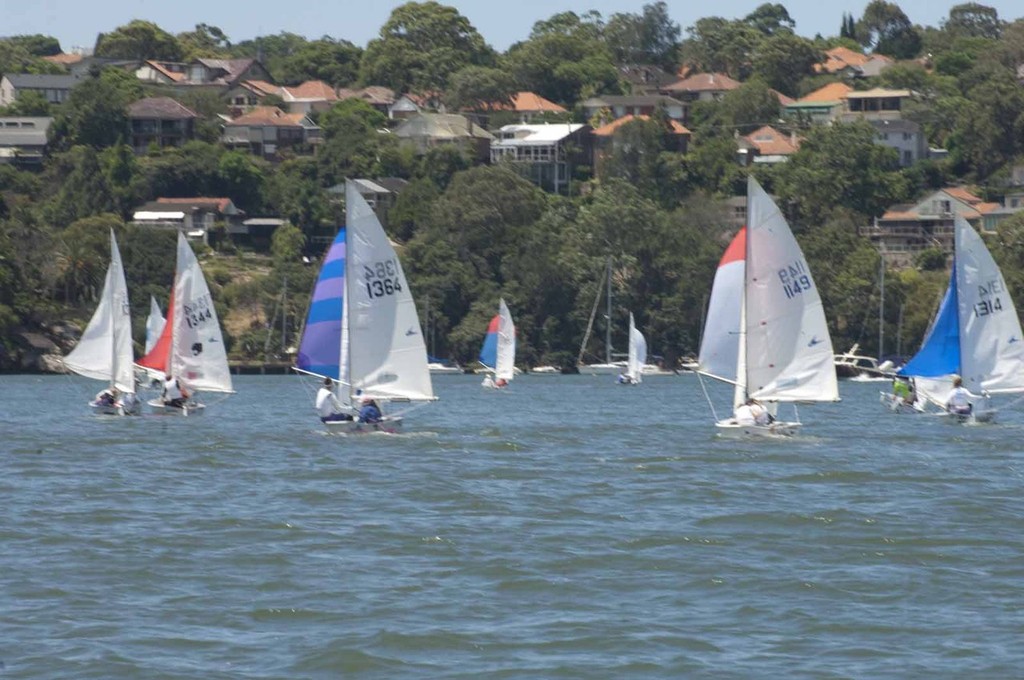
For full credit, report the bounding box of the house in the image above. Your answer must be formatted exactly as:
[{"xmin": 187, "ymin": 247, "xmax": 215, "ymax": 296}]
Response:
[
  {"xmin": 871, "ymin": 119, "xmax": 927, "ymax": 167},
  {"xmin": 326, "ymin": 177, "xmax": 409, "ymax": 231},
  {"xmin": 815, "ymin": 47, "xmax": 893, "ymax": 78},
  {"xmin": 231, "ymin": 217, "xmax": 286, "ymax": 250},
  {"xmin": 136, "ymin": 58, "xmax": 271, "ymax": 93},
  {"xmin": 591, "ymin": 115, "xmax": 690, "ymax": 177},
  {"xmin": 337, "ymin": 86, "xmax": 397, "ymax": 117},
  {"xmin": 490, "ymin": 123, "xmax": 591, "ymax": 195},
  {"xmin": 279, "ymin": 81, "xmax": 338, "ymax": 114},
  {"xmin": 662, "ymin": 72, "xmax": 741, "ymax": 105},
  {"xmin": 860, "ymin": 187, "xmax": 1015, "ymax": 266},
  {"xmin": 0, "ymin": 116, "xmax": 53, "ymax": 167},
  {"xmin": 131, "ymin": 197, "xmax": 243, "ymax": 244},
  {"xmin": 477, "ymin": 91, "xmax": 567, "ymax": 123},
  {"xmin": 784, "ymin": 82, "xmax": 854, "ymax": 124},
  {"xmin": 42, "ymin": 53, "xmax": 86, "ymax": 69},
  {"xmin": 580, "ymin": 95, "xmax": 686, "ymax": 125},
  {"xmin": 391, "ymin": 113, "xmax": 493, "ymax": 161},
  {"xmin": 841, "ymin": 88, "xmax": 914, "ymax": 121},
  {"xmin": 135, "ymin": 60, "xmax": 187, "ymax": 85},
  {"xmin": 618, "ymin": 65, "xmax": 681, "ymax": 96},
  {"xmin": 388, "ymin": 92, "xmax": 443, "ymax": 120},
  {"xmin": 127, "ymin": 97, "xmax": 198, "ymax": 154},
  {"xmin": 221, "ymin": 106, "xmax": 322, "ymax": 159},
  {"xmin": 0, "ymin": 73, "xmax": 82, "ymax": 106},
  {"xmin": 736, "ymin": 126, "xmax": 800, "ymax": 165}
]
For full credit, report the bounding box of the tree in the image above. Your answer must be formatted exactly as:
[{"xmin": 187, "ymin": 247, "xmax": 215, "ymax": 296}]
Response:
[
  {"xmin": 49, "ymin": 68, "xmax": 143, "ymax": 150},
  {"xmin": 0, "ymin": 90, "xmax": 50, "ymax": 116},
  {"xmin": 58, "ymin": 213, "xmax": 124, "ymax": 304},
  {"xmin": 856, "ymin": 1, "xmax": 922, "ymax": 59},
  {"xmin": 751, "ymin": 32, "xmax": 822, "ymax": 96},
  {"xmin": 744, "ymin": 3, "xmax": 796, "ymax": 36},
  {"xmin": 5, "ymin": 34, "xmax": 62, "ymax": 56},
  {"xmin": 94, "ymin": 20, "xmax": 183, "ymax": 61},
  {"xmin": 943, "ymin": 3, "xmax": 1003, "ymax": 40},
  {"xmin": 681, "ymin": 17, "xmax": 762, "ymax": 78},
  {"xmin": 217, "ymin": 151, "xmax": 266, "ymax": 212},
  {"xmin": 529, "ymin": 11, "xmax": 605, "ymax": 41},
  {"xmin": 600, "ymin": 118, "xmax": 674, "ymax": 197},
  {"xmin": 604, "ymin": 2, "xmax": 681, "ymax": 70},
  {"xmin": 177, "ymin": 24, "xmax": 232, "ymax": 58},
  {"xmin": 279, "ymin": 38, "xmax": 362, "ymax": 87},
  {"xmin": 317, "ymin": 99, "xmax": 389, "ymax": 186},
  {"xmin": 443, "ymin": 65, "xmax": 517, "ymax": 112},
  {"xmin": 504, "ymin": 31, "xmax": 620, "ymax": 105},
  {"xmin": 714, "ymin": 78, "xmax": 787, "ymax": 133},
  {"xmin": 359, "ymin": 2, "xmax": 494, "ymax": 93}
]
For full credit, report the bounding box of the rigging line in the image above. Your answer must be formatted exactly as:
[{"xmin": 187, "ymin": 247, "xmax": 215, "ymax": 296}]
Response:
[
  {"xmin": 696, "ymin": 370, "xmax": 720, "ymax": 422},
  {"xmin": 577, "ymin": 261, "xmax": 606, "ymax": 366}
]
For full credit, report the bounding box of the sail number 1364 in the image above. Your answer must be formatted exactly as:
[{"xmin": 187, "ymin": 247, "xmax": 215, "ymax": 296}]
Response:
[{"xmin": 364, "ymin": 258, "xmax": 403, "ymax": 299}]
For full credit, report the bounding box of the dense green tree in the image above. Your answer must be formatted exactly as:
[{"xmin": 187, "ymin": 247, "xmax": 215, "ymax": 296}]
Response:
[
  {"xmin": 745, "ymin": 3, "xmax": 796, "ymax": 36},
  {"xmin": 5, "ymin": 34, "xmax": 62, "ymax": 57},
  {"xmin": 100, "ymin": 143, "xmax": 145, "ymax": 219},
  {"xmin": 231, "ymin": 32, "xmax": 309, "ymax": 80},
  {"xmin": 57, "ymin": 213, "xmax": 124, "ymax": 304},
  {"xmin": 943, "ymin": 3, "xmax": 1002, "ymax": 40},
  {"xmin": 714, "ymin": 78, "xmax": 786, "ymax": 133},
  {"xmin": 49, "ymin": 68, "xmax": 142, "ymax": 150},
  {"xmin": 528, "ymin": 11, "xmax": 605, "ymax": 41},
  {"xmin": 47, "ymin": 146, "xmax": 116, "ymax": 227},
  {"xmin": 94, "ymin": 20, "xmax": 184, "ymax": 61},
  {"xmin": 0, "ymin": 90, "xmax": 51, "ymax": 116},
  {"xmin": 443, "ymin": 65, "xmax": 517, "ymax": 112},
  {"xmin": 279, "ymin": 38, "xmax": 362, "ymax": 87},
  {"xmin": 177, "ymin": 23, "xmax": 232, "ymax": 58},
  {"xmin": 360, "ymin": 1, "xmax": 494, "ymax": 92},
  {"xmin": 600, "ymin": 118, "xmax": 675, "ymax": 197},
  {"xmin": 141, "ymin": 140, "xmax": 224, "ymax": 198},
  {"xmin": 504, "ymin": 31, "xmax": 620, "ymax": 105},
  {"xmin": 264, "ymin": 157, "xmax": 337, "ymax": 236},
  {"xmin": 681, "ymin": 17, "xmax": 762, "ymax": 78},
  {"xmin": 317, "ymin": 99, "xmax": 389, "ymax": 186},
  {"xmin": 0, "ymin": 40, "xmax": 64, "ymax": 76},
  {"xmin": 603, "ymin": 2, "xmax": 681, "ymax": 70},
  {"xmin": 217, "ymin": 151, "xmax": 266, "ymax": 212},
  {"xmin": 751, "ymin": 32, "xmax": 822, "ymax": 96},
  {"xmin": 856, "ymin": 0, "xmax": 922, "ymax": 59},
  {"xmin": 388, "ymin": 178, "xmax": 441, "ymax": 242}
]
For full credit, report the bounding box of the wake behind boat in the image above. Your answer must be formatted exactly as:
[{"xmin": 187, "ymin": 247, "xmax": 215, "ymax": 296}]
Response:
[
  {"xmin": 294, "ymin": 181, "xmax": 436, "ymax": 432},
  {"xmin": 695, "ymin": 176, "xmax": 839, "ymax": 436}
]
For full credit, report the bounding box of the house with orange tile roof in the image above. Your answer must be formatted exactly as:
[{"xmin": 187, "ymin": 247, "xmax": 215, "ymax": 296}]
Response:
[
  {"xmin": 861, "ymin": 187, "xmax": 1019, "ymax": 266},
  {"xmin": 661, "ymin": 72, "xmax": 740, "ymax": 103},
  {"xmin": 127, "ymin": 97, "xmax": 198, "ymax": 154},
  {"xmin": 42, "ymin": 53, "xmax": 85, "ymax": 68},
  {"xmin": 221, "ymin": 106, "xmax": 321, "ymax": 159},
  {"xmin": 135, "ymin": 60, "xmax": 187, "ymax": 85},
  {"xmin": 478, "ymin": 91, "xmax": 567, "ymax": 123},
  {"xmin": 736, "ymin": 126, "xmax": 800, "ymax": 165},
  {"xmin": 815, "ymin": 47, "xmax": 893, "ymax": 78},
  {"xmin": 591, "ymin": 114, "xmax": 690, "ymax": 177},
  {"xmin": 784, "ymin": 82, "xmax": 853, "ymax": 123},
  {"xmin": 335, "ymin": 86, "xmax": 397, "ymax": 117},
  {"xmin": 278, "ymin": 80, "xmax": 337, "ymax": 114},
  {"xmin": 581, "ymin": 94, "xmax": 686, "ymax": 125}
]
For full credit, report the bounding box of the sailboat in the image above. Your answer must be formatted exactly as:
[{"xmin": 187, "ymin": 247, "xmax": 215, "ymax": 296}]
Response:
[
  {"xmin": 696, "ymin": 176, "xmax": 839, "ymax": 436},
  {"xmin": 136, "ymin": 231, "xmax": 234, "ymax": 415},
  {"xmin": 62, "ymin": 229, "xmax": 140, "ymax": 415},
  {"xmin": 480, "ymin": 298, "xmax": 515, "ymax": 388},
  {"xmin": 145, "ymin": 295, "xmax": 165, "ymax": 354},
  {"xmin": 294, "ymin": 181, "xmax": 436, "ymax": 431},
  {"xmin": 885, "ymin": 214, "xmax": 1024, "ymax": 423},
  {"xmin": 617, "ymin": 312, "xmax": 647, "ymax": 385}
]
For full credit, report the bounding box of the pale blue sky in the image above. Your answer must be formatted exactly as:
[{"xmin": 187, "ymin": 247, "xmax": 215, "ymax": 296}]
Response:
[{"xmin": 7, "ymin": 0, "xmax": 1023, "ymax": 53}]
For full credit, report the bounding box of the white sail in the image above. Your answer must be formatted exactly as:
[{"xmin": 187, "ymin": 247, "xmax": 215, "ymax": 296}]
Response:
[
  {"xmin": 744, "ymin": 176, "xmax": 838, "ymax": 403},
  {"xmin": 495, "ymin": 298, "xmax": 516, "ymax": 382},
  {"xmin": 63, "ymin": 230, "xmax": 135, "ymax": 393},
  {"xmin": 145, "ymin": 295, "xmax": 166, "ymax": 354},
  {"xmin": 698, "ymin": 228, "xmax": 745, "ymax": 384},
  {"xmin": 625, "ymin": 312, "xmax": 647, "ymax": 383},
  {"xmin": 954, "ymin": 215, "xmax": 1024, "ymax": 394},
  {"xmin": 170, "ymin": 231, "xmax": 233, "ymax": 393},
  {"xmin": 345, "ymin": 181, "xmax": 434, "ymax": 401}
]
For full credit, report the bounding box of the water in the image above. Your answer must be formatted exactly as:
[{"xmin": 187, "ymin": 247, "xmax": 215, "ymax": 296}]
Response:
[{"xmin": 3, "ymin": 374, "xmax": 1024, "ymax": 678}]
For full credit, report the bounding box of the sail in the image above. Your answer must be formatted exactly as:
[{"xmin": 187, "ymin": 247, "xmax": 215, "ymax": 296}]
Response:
[
  {"xmin": 145, "ymin": 296, "xmax": 166, "ymax": 355},
  {"xmin": 625, "ymin": 312, "xmax": 647, "ymax": 383},
  {"xmin": 479, "ymin": 314, "xmax": 499, "ymax": 369},
  {"xmin": 495, "ymin": 298, "xmax": 516, "ymax": 382},
  {"xmin": 744, "ymin": 176, "xmax": 838, "ymax": 402},
  {"xmin": 954, "ymin": 215, "xmax": 1024, "ymax": 394},
  {"xmin": 898, "ymin": 266, "xmax": 960, "ymax": 378},
  {"xmin": 137, "ymin": 289, "xmax": 174, "ymax": 375},
  {"xmin": 344, "ymin": 181, "xmax": 434, "ymax": 401},
  {"xmin": 170, "ymin": 232, "xmax": 233, "ymax": 393},
  {"xmin": 63, "ymin": 230, "xmax": 135, "ymax": 393},
  {"xmin": 698, "ymin": 227, "xmax": 745, "ymax": 383},
  {"xmin": 296, "ymin": 228, "xmax": 346, "ymax": 380}
]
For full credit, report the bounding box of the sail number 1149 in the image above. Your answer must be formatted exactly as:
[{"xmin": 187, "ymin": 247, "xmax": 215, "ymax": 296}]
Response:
[{"xmin": 364, "ymin": 258, "xmax": 403, "ymax": 299}]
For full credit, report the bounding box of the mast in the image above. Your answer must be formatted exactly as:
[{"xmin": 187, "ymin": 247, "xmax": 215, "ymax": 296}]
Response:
[
  {"xmin": 605, "ymin": 257, "xmax": 612, "ymax": 363},
  {"xmin": 878, "ymin": 257, "xmax": 885, "ymax": 359}
]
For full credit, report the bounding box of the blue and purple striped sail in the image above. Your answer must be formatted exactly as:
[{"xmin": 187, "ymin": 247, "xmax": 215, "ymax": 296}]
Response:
[{"xmin": 297, "ymin": 228, "xmax": 346, "ymax": 379}]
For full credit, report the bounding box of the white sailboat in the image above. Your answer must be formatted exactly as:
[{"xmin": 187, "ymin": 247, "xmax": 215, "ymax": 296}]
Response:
[
  {"xmin": 145, "ymin": 295, "xmax": 165, "ymax": 354},
  {"xmin": 136, "ymin": 231, "xmax": 234, "ymax": 415},
  {"xmin": 617, "ymin": 312, "xmax": 647, "ymax": 385},
  {"xmin": 480, "ymin": 298, "xmax": 516, "ymax": 388},
  {"xmin": 62, "ymin": 230, "xmax": 140, "ymax": 415},
  {"xmin": 696, "ymin": 176, "xmax": 839, "ymax": 436},
  {"xmin": 294, "ymin": 181, "xmax": 436, "ymax": 431},
  {"xmin": 887, "ymin": 214, "xmax": 1024, "ymax": 423}
]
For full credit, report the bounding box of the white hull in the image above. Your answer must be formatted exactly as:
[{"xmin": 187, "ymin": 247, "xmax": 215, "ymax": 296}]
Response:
[
  {"xmin": 580, "ymin": 362, "xmax": 672, "ymax": 376},
  {"xmin": 527, "ymin": 366, "xmax": 561, "ymax": 375},
  {"xmin": 147, "ymin": 399, "xmax": 206, "ymax": 416},
  {"xmin": 879, "ymin": 392, "xmax": 926, "ymax": 413},
  {"xmin": 427, "ymin": 364, "xmax": 462, "ymax": 374},
  {"xmin": 89, "ymin": 402, "xmax": 139, "ymax": 416},
  {"xmin": 715, "ymin": 419, "xmax": 800, "ymax": 437},
  {"xmin": 324, "ymin": 416, "xmax": 402, "ymax": 433},
  {"xmin": 942, "ymin": 409, "xmax": 996, "ymax": 425}
]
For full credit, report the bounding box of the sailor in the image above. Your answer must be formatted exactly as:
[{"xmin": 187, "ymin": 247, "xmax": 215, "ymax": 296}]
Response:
[
  {"xmin": 316, "ymin": 377, "xmax": 352, "ymax": 422},
  {"xmin": 162, "ymin": 374, "xmax": 189, "ymax": 409},
  {"xmin": 944, "ymin": 376, "xmax": 978, "ymax": 415},
  {"xmin": 734, "ymin": 399, "xmax": 757, "ymax": 426},
  {"xmin": 357, "ymin": 396, "xmax": 383, "ymax": 424},
  {"xmin": 749, "ymin": 399, "xmax": 771, "ymax": 426}
]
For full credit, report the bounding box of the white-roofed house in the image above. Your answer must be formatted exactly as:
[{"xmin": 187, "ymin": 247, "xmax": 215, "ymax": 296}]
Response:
[{"xmin": 490, "ymin": 123, "xmax": 591, "ymax": 195}]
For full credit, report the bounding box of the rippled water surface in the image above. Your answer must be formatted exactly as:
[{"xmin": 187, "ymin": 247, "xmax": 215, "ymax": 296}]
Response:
[{"xmin": 4, "ymin": 373, "xmax": 1024, "ymax": 678}]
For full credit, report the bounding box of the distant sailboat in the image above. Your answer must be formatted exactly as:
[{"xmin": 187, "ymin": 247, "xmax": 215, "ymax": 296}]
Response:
[
  {"xmin": 136, "ymin": 232, "xmax": 234, "ymax": 415},
  {"xmin": 294, "ymin": 181, "xmax": 436, "ymax": 431},
  {"xmin": 696, "ymin": 176, "xmax": 839, "ymax": 435},
  {"xmin": 62, "ymin": 230, "xmax": 139, "ymax": 415},
  {"xmin": 145, "ymin": 295, "xmax": 165, "ymax": 355},
  {"xmin": 887, "ymin": 214, "xmax": 1024, "ymax": 422},
  {"xmin": 617, "ymin": 312, "xmax": 647, "ymax": 385},
  {"xmin": 480, "ymin": 298, "xmax": 515, "ymax": 388}
]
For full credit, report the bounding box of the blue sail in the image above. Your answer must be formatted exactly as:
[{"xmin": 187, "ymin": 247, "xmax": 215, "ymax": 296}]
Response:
[
  {"xmin": 296, "ymin": 228, "xmax": 346, "ymax": 379},
  {"xmin": 479, "ymin": 314, "xmax": 499, "ymax": 369},
  {"xmin": 898, "ymin": 264, "xmax": 960, "ymax": 377}
]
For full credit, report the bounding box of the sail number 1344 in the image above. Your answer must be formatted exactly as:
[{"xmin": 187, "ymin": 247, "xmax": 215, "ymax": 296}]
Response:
[{"xmin": 364, "ymin": 258, "xmax": 404, "ymax": 298}]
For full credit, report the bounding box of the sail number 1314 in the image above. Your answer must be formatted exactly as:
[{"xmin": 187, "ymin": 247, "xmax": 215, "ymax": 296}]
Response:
[{"xmin": 364, "ymin": 258, "xmax": 403, "ymax": 299}]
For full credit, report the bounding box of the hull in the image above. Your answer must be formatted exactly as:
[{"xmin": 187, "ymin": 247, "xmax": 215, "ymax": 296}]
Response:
[
  {"xmin": 715, "ymin": 419, "xmax": 800, "ymax": 437},
  {"xmin": 90, "ymin": 402, "xmax": 140, "ymax": 416},
  {"xmin": 879, "ymin": 392, "xmax": 925, "ymax": 413},
  {"xmin": 147, "ymin": 399, "xmax": 206, "ymax": 416},
  {"xmin": 324, "ymin": 416, "xmax": 402, "ymax": 434},
  {"xmin": 942, "ymin": 409, "xmax": 996, "ymax": 425}
]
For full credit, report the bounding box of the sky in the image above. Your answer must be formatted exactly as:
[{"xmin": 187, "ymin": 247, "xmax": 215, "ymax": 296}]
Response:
[{"xmin": 6, "ymin": 0, "xmax": 1024, "ymax": 54}]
